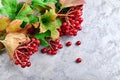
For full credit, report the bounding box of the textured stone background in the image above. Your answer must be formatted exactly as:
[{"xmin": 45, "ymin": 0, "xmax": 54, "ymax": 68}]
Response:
[{"xmin": 0, "ymin": 0, "xmax": 120, "ymax": 80}]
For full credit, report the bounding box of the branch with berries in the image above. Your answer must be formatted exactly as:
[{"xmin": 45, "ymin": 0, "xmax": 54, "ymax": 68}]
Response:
[{"xmin": 0, "ymin": 0, "xmax": 85, "ymax": 68}]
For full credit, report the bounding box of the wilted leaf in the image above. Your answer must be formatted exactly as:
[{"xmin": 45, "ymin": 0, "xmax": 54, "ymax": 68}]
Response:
[
  {"xmin": 0, "ymin": 42, "xmax": 4, "ymax": 52},
  {"xmin": 0, "ymin": 33, "xmax": 29, "ymax": 60},
  {"xmin": 33, "ymin": 22, "xmax": 39, "ymax": 28},
  {"xmin": 51, "ymin": 29, "xmax": 59, "ymax": 40},
  {"xmin": 60, "ymin": 0, "xmax": 85, "ymax": 8},
  {"xmin": 6, "ymin": 20, "xmax": 23, "ymax": 33},
  {"xmin": 19, "ymin": 24, "xmax": 32, "ymax": 34},
  {"xmin": 0, "ymin": 17, "xmax": 10, "ymax": 31}
]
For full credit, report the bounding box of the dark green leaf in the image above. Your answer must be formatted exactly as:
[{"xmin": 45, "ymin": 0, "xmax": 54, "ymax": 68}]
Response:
[
  {"xmin": 15, "ymin": 3, "xmax": 33, "ymax": 23},
  {"xmin": 20, "ymin": 21, "xmax": 27, "ymax": 28}
]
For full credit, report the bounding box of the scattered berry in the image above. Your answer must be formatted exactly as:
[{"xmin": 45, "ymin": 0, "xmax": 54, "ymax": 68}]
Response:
[
  {"xmin": 66, "ymin": 41, "xmax": 72, "ymax": 47},
  {"xmin": 76, "ymin": 58, "xmax": 82, "ymax": 63},
  {"xmin": 76, "ymin": 41, "xmax": 81, "ymax": 45}
]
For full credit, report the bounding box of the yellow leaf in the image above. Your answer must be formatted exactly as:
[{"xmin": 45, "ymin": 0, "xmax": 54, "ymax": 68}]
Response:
[
  {"xmin": 51, "ymin": 30, "xmax": 60, "ymax": 41},
  {"xmin": 0, "ymin": 17, "xmax": 10, "ymax": 31},
  {"xmin": 6, "ymin": 19, "xmax": 23, "ymax": 33},
  {"xmin": 39, "ymin": 24, "xmax": 47, "ymax": 33}
]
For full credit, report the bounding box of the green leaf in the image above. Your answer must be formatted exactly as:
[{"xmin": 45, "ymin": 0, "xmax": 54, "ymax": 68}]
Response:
[
  {"xmin": 0, "ymin": 0, "xmax": 18, "ymax": 20},
  {"xmin": 39, "ymin": 10, "xmax": 62, "ymax": 40},
  {"xmin": 28, "ymin": 15, "xmax": 39, "ymax": 23},
  {"xmin": 44, "ymin": 0, "xmax": 57, "ymax": 3},
  {"xmin": 20, "ymin": 21, "xmax": 27, "ymax": 28},
  {"xmin": 35, "ymin": 30, "xmax": 51, "ymax": 46},
  {"xmin": 31, "ymin": 0, "xmax": 58, "ymax": 12},
  {"xmin": 15, "ymin": 3, "xmax": 33, "ymax": 23}
]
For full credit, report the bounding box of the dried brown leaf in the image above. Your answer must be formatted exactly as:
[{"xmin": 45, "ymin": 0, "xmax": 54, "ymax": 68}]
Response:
[
  {"xmin": 0, "ymin": 33, "xmax": 29, "ymax": 60},
  {"xmin": 60, "ymin": 0, "xmax": 85, "ymax": 8}
]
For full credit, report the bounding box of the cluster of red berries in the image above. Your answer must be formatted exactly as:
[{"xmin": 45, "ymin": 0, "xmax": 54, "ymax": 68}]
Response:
[
  {"xmin": 14, "ymin": 38, "xmax": 40, "ymax": 68},
  {"xmin": 41, "ymin": 38, "xmax": 63, "ymax": 55},
  {"xmin": 58, "ymin": 5, "xmax": 83, "ymax": 36}
]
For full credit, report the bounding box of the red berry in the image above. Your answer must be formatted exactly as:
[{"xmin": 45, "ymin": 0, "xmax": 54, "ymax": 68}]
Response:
[
  {"xmin": 26, "ymin": 62, "xmax": 31, "ymax": 67},
  {"xmin": 34, "ymin": 47, "xmax": 38, "ymax": 52},
  {"xmin": 31, "ymin": 38, "xmax": 36, "ymax": 42},
  {"xmin": 21, "ymin": 63, "xmax": 26, "ymax": 68},
  {"xmin": 51, "ymin": 51, "xmax": 57, "ymax": 55},
  {"xmin": 58, "ymin": 44, "xmax": 63, "ymax": 49},
  {"xmin": 53, "ymin": 46, "xmax": 58, "ymax": 51},
  {"xmin": 14, "ymin": 60, "xmax": 19, "ymax": 65},
  {"xmin": 62, "ymin": 22, "xmax": 68, "ymax": 26},
  {"xmin": 23, "ymin": 58, "xmax": 28, "ymax": 62},
  {"xmin": 41, "ymin": 48, "xmax": 47, "ymax": 53},
  {"xmin": 36, "ymin": 40, "xmax": 40, "ymax": 45},
  {"xmin": 32, "ymin": 43, "xmax": 36, "ymax": 47},
  {"xmin": 76, "ymin": 58, "xmax": 82, "ymax": 63},
  {"xmin": 55, "ymin": 39, "xmax": 60, "ymax": 44},
  {"xmin": 29, "ymin": 51, "xmax": 33, "ymax": 55},
  {"xmin": 47, "ymin": 50, "xmax": 52, "ymax": 54},
  {"xmin": 66, "ymin": 41, "xmax": 72, "ymax": 46},
  {"xmin": 76, "ymin": 41, "xmax": 81, "ymax": 45}
]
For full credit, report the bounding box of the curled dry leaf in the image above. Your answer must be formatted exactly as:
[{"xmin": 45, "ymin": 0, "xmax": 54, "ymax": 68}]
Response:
[
  {"xmin": 0, "ymin": 33, "xmax": 30, "ymax": 60},
  {"xmin": 0, "ymin": 42, "xmax": 4, "ymax": 52},
  {"xmin": 6, "ymin": 19, "xmax": 32, "ymax": 34},
  {"xmin": 32, "ymin": 22, "xmax": 39, "ymax": 28},
  {"xmin": 6, "ymin": 19, "xmax": 23, "ymax": 33},
  {"xmin": 60, "ymin": 0, "xmax": 85, "ymax": 8},
  {"xmin": 0, "ymin": 17, "xmax": 10, "ymax": 31},
  {"xmin": 19, "ymin": 24, "xmax": 32, "ymax": 34}
]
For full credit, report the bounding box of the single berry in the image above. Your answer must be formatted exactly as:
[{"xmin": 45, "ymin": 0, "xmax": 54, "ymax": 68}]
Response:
[
  {"xmin": 58, "ymin": 44, "xmax": 63, "ymax": 49},
  {"xmin": 53, "ymin": 46, "xmax": 58, "ymax": 51},
  {"xmin": 14, "ymin": 60, "xmax": 19, "ymax": 65},
  {"xmin": 66, "ymin": 41, "xmax": 72, "ymax": 47},
  {"xmin": 51, "ymin": 51, "xmax": 57, "ymax": 55},
  {"xmin": 21, "ymin": 63, "xmax": 26, "ymax": 68},
  {"xmin": 36, "ymin": 40, "xmax": 40, "ymax": 45},
  {"xmin": 31, "ymin": 38, "xmax": 36, "ymax": 42},
  {"xmin": 76, "ymin": 58, "xmax": 82, "ymax": 63},
  {"xmin": 41, "ymin": 48, "xmax": 47, "ymax": 53},
  {"xmin": 26, "ymin": 62, "xmax": 31, "ymax": 67},
  {"xmin": 76, "ymin": 41, "xmax": 81, "ymax": 45},
  {"xmin": 47, "ymin": 50, "xmax": 52, "ymax": 54}
]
